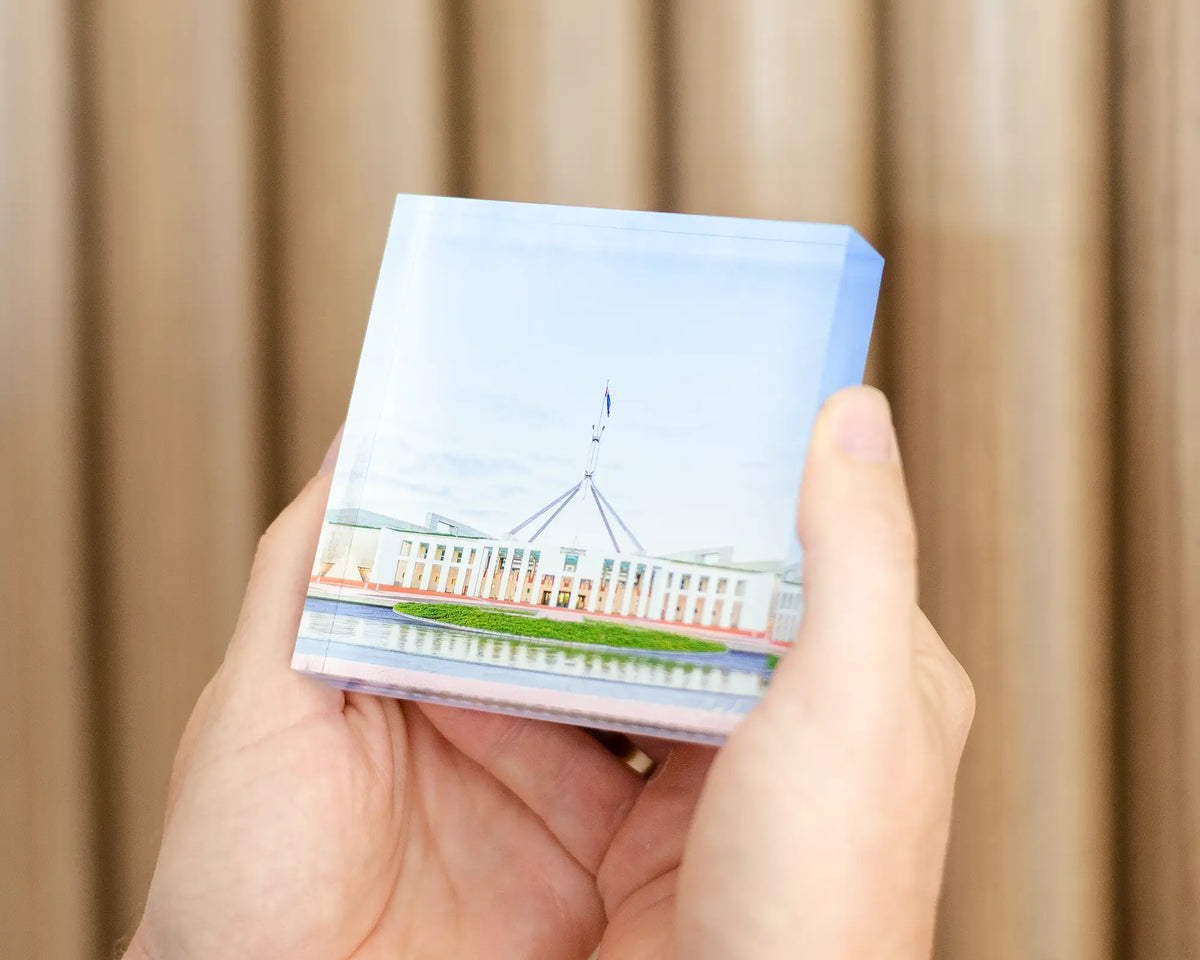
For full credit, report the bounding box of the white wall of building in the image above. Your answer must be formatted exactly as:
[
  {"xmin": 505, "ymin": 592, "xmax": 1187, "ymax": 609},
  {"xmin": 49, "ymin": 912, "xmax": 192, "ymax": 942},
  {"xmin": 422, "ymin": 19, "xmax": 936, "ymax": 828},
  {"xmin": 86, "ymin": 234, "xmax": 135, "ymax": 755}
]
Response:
[{"xmin": 314, "ymin": 520, "xmax": 803, "ymax": 640}]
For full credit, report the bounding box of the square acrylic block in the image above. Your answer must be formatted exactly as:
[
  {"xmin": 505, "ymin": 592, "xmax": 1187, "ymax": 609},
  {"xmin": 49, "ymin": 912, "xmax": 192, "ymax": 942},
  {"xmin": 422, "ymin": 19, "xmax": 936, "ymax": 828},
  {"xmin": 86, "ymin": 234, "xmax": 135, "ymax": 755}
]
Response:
[{"xmin": 292, "ymin": 194, "xmax": 882, "ymax": 743}]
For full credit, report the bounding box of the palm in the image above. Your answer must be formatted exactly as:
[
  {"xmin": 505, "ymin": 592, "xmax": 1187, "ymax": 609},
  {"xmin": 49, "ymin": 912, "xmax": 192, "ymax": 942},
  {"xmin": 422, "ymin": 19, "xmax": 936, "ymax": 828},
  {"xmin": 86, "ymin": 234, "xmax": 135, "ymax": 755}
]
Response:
[
  {"xmin": 152, "ymin": 655, "xmax": 650, "ymax": 960},
  {"xmin": 140, "ymin": 477, "xmax": 714, "ymax": 960}
]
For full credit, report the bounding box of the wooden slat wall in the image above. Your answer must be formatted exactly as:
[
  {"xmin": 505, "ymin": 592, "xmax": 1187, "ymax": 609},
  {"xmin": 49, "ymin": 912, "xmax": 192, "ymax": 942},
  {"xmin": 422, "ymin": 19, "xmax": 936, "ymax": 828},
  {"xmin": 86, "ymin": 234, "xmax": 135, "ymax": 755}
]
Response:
[
  {"xmin": 86, "ymin": 1, "xmax": 265, "ymax": 939},
  {"xmin": 2, "ymin": 2, "xmax": 1198, "ymax": 957},
  {"xmin": 883, "ymin": 2, "xmax": 1114, "ymax": 957},
  {"xmin": 670, "ymin": 0, "xmax": 876, "ymax": 230},
  {"xmin": 669, "ymin": 0, "xmax": 882, "ymax": 382},
  {"xmin": 274, "ymin": 0, "xmax": 449, "ymax": 494},
  {"xmin": 0, "ymin": 5, "xmax": 94, "ymax": 959},
  {"xmin": 1118, "ymin": 1, "xmax": 1200, "ymax": 956},
  {"xmin": 464, "ymin": 0, "xmax": 657, "ymax": 208}
]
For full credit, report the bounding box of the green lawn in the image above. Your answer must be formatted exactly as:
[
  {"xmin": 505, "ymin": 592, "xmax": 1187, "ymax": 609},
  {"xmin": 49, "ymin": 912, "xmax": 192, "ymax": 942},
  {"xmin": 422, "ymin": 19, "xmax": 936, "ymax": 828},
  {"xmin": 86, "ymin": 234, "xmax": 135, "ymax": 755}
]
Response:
[
  {"xmin": 393, "ymin": 601, "xmax": 726, "ymax": 653},
  {"xmin": 480, "ymin": 605, "xmax": 538, "ymax": 617}
]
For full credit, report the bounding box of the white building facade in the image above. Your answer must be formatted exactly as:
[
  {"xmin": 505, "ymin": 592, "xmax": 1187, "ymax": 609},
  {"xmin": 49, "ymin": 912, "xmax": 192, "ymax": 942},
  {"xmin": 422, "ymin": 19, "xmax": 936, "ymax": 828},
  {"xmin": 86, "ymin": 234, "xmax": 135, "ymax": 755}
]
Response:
[{"xmin": 314, "ymin": 516, "xmax": 802, "ymax": 646}]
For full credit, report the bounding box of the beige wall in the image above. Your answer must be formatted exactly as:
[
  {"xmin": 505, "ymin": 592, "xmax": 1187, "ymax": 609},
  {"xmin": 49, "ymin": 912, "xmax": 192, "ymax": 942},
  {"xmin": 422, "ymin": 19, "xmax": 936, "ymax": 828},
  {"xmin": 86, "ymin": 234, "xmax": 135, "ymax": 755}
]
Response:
[{"xmin": 1, "ymin": 2, "xmax": 1196, "ymax": 958}]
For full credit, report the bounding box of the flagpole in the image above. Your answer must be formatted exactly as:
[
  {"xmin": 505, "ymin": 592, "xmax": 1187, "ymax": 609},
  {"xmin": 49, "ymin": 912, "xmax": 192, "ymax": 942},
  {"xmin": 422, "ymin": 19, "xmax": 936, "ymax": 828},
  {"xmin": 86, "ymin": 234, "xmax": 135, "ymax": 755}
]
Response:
[
  {"xmin": 585, "ymin": 379, "xmax": 608, "ymax": 479},
  {"xmin": 512, "ymin": 378, "xmax": 642, "ymax": 553}
]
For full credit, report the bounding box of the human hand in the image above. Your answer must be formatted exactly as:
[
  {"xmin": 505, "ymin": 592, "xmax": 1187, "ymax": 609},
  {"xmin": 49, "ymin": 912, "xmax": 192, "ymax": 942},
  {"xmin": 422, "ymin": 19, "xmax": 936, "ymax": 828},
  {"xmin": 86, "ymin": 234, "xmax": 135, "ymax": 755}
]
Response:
[
  {"xmin": 588, "ymin": 386, "xmax": 974, "ymax": 959},
  {"xmin": 125, "ymin": 386, "xmax": 972, "ymax": 960},
  {"xmin": 124, "ymin": 435, "xmax": 650, "ymax": 960},
  {"xmin": 671, "ymin": 386, "xmax": 975, "ymax": 958}
]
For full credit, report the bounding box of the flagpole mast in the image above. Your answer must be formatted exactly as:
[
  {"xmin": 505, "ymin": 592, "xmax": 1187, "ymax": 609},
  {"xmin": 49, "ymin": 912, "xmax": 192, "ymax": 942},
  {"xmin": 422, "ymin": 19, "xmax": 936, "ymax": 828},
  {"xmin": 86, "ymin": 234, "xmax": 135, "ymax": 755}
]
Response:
[
  {"xmin": 584, "ymin": 378, "xmax": 608, "ymax": 479},
  {"xmin": 512, "ymin": 378, "xmax": 639, "ymax": 555}
]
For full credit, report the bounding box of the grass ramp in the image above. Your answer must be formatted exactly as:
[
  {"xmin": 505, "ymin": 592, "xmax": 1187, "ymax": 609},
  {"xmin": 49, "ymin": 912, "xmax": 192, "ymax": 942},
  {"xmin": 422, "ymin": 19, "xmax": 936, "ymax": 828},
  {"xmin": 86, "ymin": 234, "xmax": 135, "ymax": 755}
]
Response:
[{"xmin": 393, "ymin": 601, "xmax": 725, "ymax": 653}]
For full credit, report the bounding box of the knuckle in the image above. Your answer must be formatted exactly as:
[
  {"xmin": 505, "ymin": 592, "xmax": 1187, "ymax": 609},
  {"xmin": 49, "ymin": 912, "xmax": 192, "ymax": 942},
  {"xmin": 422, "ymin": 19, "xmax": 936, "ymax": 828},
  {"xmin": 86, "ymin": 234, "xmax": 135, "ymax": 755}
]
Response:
[
  {"xmin": 253, "ymin": 482, "xmax": 312, "ymax": 567},
  {"xmin": 942, "ymin": 652, "xmax": 976, "ymax": 739}
]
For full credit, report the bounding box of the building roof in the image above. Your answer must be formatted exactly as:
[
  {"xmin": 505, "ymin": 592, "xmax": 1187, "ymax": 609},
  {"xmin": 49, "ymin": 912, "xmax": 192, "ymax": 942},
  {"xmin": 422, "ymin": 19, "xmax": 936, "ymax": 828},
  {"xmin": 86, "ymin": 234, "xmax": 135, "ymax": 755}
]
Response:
[
  {"xmin": 325, "ymin": 507, "xmax": 425, "ymax": 530},
  {"xmin": 324, "ymin": 507, "xmax": 493, "ymax": 539}
]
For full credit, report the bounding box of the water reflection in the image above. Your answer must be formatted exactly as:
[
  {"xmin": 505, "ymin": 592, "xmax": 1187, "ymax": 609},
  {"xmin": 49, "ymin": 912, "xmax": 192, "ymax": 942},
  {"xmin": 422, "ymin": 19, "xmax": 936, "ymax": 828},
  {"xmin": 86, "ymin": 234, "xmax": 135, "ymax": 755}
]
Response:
[{"xmin": 299, "ymin": 608, "xmax": 766, "ymax": 697}]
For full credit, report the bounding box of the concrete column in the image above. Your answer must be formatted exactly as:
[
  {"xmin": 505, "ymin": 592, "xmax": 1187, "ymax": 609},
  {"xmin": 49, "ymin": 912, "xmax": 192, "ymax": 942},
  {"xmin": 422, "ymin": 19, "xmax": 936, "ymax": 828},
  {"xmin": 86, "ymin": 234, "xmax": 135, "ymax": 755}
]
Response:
[
  {"xmin": 619, "ymin": 567, "xmax": 638, "ymax": 617},
  {"xmin": 602, "ymin": 565, "xmax": 620, "ymax": 615}
]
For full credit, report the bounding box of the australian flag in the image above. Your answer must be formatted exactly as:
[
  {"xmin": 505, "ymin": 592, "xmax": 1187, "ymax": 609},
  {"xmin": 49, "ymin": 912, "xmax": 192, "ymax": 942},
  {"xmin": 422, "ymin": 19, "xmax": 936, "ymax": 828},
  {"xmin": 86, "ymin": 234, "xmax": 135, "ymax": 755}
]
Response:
[{"xmin": 605, "ymin": 385, "xmax": 611, "ymax": 416}]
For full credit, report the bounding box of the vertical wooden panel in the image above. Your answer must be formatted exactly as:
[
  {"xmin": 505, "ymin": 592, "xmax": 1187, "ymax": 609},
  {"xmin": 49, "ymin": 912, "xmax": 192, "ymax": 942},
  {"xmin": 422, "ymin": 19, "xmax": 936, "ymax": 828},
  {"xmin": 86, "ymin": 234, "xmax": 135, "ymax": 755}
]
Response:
[
  {"xmin": 669, "ymin": 0, "xmax": 881, "ymax": 381},
  {"xmin": 671, "ymin": 0, "xmax": 876, "ymax": 229},
  {"xmin": 0, "ymin": 5, "xmax": 95, "ymax": 957},
  {"xmin": 275, "ymin": 1, "xmax": 448, "ymax": 493},
  {"xmin": 88, "ymin": 1, "xmax": 263, "ymax": 934},
  {"xmin": 883, "ymin": 2, "xmax": 1113, "ymax": 957},
  {"xmin": 1119, "ymin": 1, "xmax": 1200, "ymax": 956},
  {"xmin": 466, "ymin": 0, "xmax": 657, "ymax": 208}
]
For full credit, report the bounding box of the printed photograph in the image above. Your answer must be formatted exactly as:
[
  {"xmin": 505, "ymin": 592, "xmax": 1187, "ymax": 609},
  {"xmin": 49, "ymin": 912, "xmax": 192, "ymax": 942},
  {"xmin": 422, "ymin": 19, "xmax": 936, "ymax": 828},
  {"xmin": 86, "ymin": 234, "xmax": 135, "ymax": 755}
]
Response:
[{"xmin": 293, "ymin": 195, "xmax": 880, "ymax": 740}]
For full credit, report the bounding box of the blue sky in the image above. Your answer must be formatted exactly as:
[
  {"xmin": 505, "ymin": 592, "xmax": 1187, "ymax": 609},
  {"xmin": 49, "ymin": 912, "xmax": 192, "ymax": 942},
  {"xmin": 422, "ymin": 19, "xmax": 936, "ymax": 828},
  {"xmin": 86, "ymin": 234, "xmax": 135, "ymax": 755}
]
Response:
[{"xmin": 328, "ymin": 196, "xmax": 872, "ymax": 564}]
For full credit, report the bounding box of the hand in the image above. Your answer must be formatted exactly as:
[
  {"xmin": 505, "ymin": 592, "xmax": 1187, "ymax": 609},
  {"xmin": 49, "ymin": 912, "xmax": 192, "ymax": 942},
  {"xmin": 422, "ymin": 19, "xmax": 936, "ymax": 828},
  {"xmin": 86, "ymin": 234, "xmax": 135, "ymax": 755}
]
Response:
[
  {"xmin": 126, "ymin": 437, "xmax": 649, "ymax": 960},
  {"xmin": 589, "ymin": 387, "xmax": 974, "ymax": 959},
  {"xmin": 671, "ymin": 386, "xmax": 975, "ymax": 959},
  {"xmin": 126, "ymin": 386, "xmax": 973, "ymax": 960}
]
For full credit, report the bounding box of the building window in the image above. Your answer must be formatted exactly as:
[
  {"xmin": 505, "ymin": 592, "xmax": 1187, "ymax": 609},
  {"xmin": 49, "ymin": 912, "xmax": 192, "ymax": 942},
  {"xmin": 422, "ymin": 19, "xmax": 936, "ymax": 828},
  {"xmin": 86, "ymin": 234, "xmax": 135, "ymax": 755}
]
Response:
[
  {"xmin": 417, "ymin": 542, "xmax": 429, "ymax": 559},
  {"xmin": 679, "ymin": 574, "xmax": 691, "ymax": 591},
  {"xmin": 557, "ymin": 577, "xmax": 574, "ymax": 607},
  {"xmin": 539, "ymin": 574, "xmax": 555, "ymax": 606},
  {"xmin": 429, "ymin": 564, "xmax": 442, "ymax": 590},
  {"xmin": 666, "ymin": 572, "xmax": 674, "ymax": 589},
  {"xmin": 452, "ymin": 546, "xmax": 464, "ymax": 563},
  {"xmin": 698, "ymin": 576, "xmax": 710, "ymax": 593},
  {"xmin": 711, "ymin": 598, "xmax": 725, "ymax": 624},
  {"xmin": 513, "ymin": 548, "xmax": 524, "ymax": 564},
  {"xmin": 619, "ymin": 561, "xmax": 630, "ymax": 575},
  {"xmin": 412, "ymin": 562, "xmax": 425, "ymax": 586},
  {"xmin": 400, "ymin": 540, "xmax": 412, "ymax": 557},
  {"xmin": 693, "ymin": 597, "xmax": 706, "ymax": 624},
  {"xmin": 674, "ymin": 595, "xmax": 687, "ymax": 622},
  {"xmin": 576, "ymin": 579, "xmax": 592, "ymax": 610},
  {"xmin": 435, "ymin": 544, "xmax": 446, "ymax": 561},
  {"xmin": 490, "ymin": 548, "xmax": 508, "ymax": 599},
  {"xmin": 716, "ymin": 578, "xmax": 727, "ymax": 594},
  {"xmin": 523, "ymin": 552, "xmax": 540, "ymax": 603},
  {"xmin": 597, "ymin": 559, "xmax": 614, "ymax": 608},
  {"xmin": 468, "ymin": 548, "xmax": 477, "ymax": 564},
  {"xmin": 735, "ymin": 579, "xmax": 747, "ymax": 596},
  {"xmin": 563, "ymin": 553, "xmax": 578, "ymax": 573},
  {"xmin": 394, "ymin": 559, "xmax": 408, "ymax": 585},
  {"xmin": 730, "ymin": 601, "xmax": 743, "ymax": 628}
]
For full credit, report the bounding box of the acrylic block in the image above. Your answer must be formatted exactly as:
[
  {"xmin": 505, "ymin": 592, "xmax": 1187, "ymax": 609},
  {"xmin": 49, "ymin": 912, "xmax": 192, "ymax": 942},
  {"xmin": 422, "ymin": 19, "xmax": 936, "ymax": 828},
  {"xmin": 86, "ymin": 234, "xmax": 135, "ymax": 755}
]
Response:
[{"xmin": 292, "ymin": 194, "xmax": 882, "ymax": 743}]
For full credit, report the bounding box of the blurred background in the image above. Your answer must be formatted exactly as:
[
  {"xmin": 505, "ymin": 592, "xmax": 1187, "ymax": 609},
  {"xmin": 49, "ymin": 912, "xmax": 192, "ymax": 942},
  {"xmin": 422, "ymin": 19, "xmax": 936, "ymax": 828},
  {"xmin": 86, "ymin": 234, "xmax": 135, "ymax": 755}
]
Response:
[{"xmin": 1, "ymin": 1, "xmax": 1196, "ymax": 958}]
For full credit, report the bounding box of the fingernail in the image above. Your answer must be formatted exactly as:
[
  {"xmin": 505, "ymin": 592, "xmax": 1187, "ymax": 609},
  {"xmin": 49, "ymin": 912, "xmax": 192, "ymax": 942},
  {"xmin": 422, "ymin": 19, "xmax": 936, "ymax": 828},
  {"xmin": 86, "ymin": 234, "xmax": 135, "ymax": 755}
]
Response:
[
  {"xmin": 319, "ymin": 424, "xmax": 344, "ymax": 476},
  {"xmin": 833, "ymin": 389, "xmax": 896, "ymax": 463}
]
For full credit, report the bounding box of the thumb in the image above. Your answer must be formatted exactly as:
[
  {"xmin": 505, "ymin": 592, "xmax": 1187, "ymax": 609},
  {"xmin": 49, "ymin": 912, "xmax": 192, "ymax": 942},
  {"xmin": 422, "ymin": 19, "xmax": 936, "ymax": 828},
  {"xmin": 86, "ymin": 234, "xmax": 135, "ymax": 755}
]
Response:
[{"xmin": 772, "ymin": 387, "xmax": 917, "ymax": 697}]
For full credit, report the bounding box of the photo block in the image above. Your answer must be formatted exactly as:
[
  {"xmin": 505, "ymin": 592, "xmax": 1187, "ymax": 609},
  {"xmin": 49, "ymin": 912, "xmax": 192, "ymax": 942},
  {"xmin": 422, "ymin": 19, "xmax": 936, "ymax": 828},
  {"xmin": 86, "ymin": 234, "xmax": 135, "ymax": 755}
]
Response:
[{"xmin": 293, "ymin": 195, "xmax": 882, "ymax": 743}]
